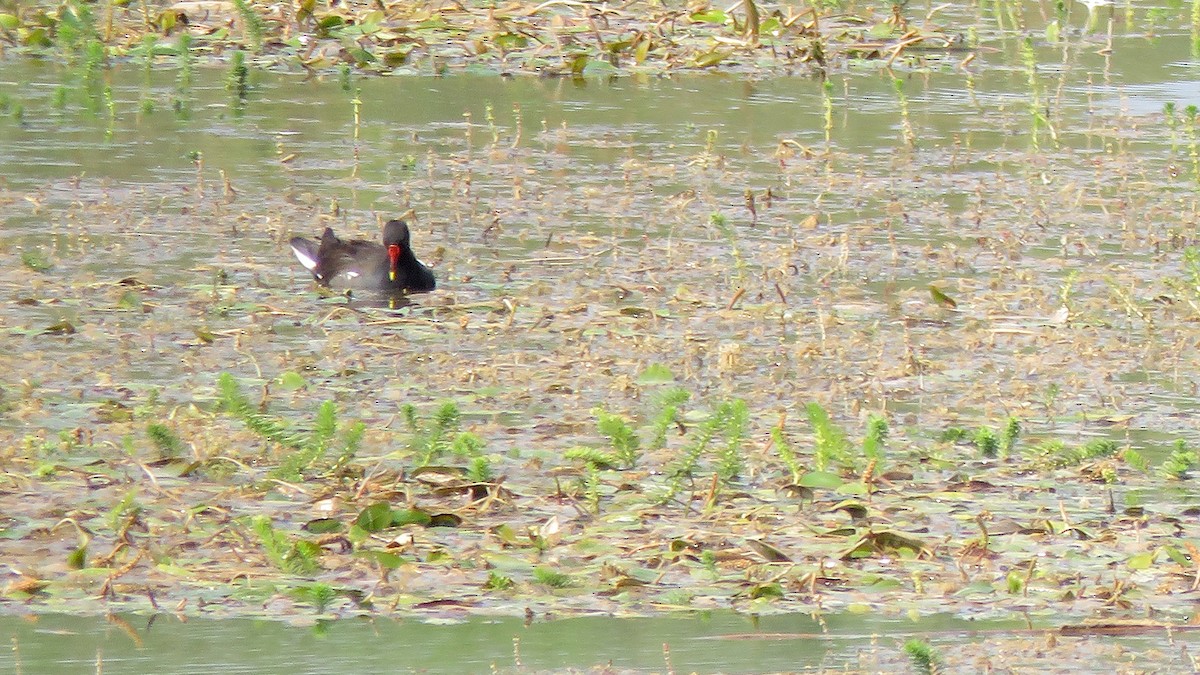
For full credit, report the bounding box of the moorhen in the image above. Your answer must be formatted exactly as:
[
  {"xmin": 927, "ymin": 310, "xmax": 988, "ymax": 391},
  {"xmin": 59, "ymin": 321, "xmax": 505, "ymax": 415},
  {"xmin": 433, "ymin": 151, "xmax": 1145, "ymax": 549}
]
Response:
[{"xmin": 289, "ymin": 219, "xmax": 436, "ymax": 293}]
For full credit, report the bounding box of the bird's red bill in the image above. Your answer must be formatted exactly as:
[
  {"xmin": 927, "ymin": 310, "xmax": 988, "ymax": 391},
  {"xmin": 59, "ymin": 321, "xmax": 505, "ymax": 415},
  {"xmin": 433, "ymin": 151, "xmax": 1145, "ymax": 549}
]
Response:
[{"xmin": 387, "ymin": 244, "xmax": 400, "ymax": 281}]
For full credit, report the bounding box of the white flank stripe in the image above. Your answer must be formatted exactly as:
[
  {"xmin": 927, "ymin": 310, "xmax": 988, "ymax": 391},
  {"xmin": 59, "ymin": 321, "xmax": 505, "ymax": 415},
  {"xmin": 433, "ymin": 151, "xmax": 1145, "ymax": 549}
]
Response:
[{"xmin": 291, "ymin": 246, "xmax": 319, "ymax": 272}]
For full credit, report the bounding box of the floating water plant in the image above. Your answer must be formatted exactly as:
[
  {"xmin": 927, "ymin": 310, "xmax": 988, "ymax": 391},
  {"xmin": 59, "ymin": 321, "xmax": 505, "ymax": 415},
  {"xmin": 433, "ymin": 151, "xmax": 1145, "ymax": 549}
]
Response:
[
  {"xmin": 893, "ymin": 77, "xmax": 915, "ymax": 149},
  {"xmin": 807, "ymin": 402, "xmax": 848, "ymax": 472},
  {"xmin": 231, "ymin": 0, "xmax": 265, "ymax": 52},
  {"xmin": 251, "ymin": 515, "xmax": 320, "ymax": 576},
  {"xmin": 290, "ymin": 582, "xmax": 337, "ymax": 613},
  {"xmin": 903, "ymin": 639, "xmax": 942, "ymax": 675},
  {"xmin": 227, "ymin": 50, "xmax": 249, "ymax": 100},
  {"xmin": 1161, "ymin": 440, "xmax": 1198, "ymax": 479},
  {"xmin": 146, "ymin": 422, "xmax": 184, "ymax": 459},
  {"xmin": 1184, "ymin": 105, "xmax": 1200, "ymax": 184},
  {"xmin": 710, "ymin": 212, "xmax": 747, "ymax": 287},
  {"xmin": 401, "ymin": 401, "xmax": 485, "ymax": 467},
  {"xmin": 214, "ymin": 373, "xmax": 364, "ymax": 480},
  {"xmin": 21, "ymin": 249, "xmax": 52, "ymax": 272}
]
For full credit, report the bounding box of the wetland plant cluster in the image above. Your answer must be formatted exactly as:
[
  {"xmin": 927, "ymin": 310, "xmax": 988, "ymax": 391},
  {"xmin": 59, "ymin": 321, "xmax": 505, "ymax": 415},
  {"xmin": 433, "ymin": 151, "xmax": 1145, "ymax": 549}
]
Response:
[{"xmin": 0, "ymin": 0, "xmax": 969, "ymax": 78}]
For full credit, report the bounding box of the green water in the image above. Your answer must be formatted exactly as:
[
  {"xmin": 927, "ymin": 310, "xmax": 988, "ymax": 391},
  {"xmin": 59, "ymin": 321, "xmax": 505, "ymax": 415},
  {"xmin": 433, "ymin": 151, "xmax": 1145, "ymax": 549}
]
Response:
[{"xmin": 0, "ymin": 611, "xmax": 1083, "ymax": 673}]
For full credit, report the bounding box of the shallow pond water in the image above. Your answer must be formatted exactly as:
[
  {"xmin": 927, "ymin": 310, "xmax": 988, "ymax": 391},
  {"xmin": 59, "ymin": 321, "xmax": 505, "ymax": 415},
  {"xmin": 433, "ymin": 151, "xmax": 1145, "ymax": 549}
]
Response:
[
  {"xmin": 3, "ymin": 611, "xmax": 1196, "ymax": 673},
  {"xmin": 5, "ymin": 7, "xmax": 1200, "ymax": 671}
]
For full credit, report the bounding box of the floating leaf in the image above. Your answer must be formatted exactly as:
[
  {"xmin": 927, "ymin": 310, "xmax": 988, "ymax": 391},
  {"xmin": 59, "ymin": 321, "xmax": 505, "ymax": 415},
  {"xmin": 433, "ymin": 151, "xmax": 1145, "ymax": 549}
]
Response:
[
  {"xmin": 44, "ymin": 319, "xmax": 76, "ymax": 335},
  {"xmin": 493, "ymin": 32, "xmax": 527, "ymax": 50},
  {"xmin": 929, "ymin": 285, "xmax": 957, "ymax": 308},
  {"xmin": 749, "ymin": 582, "xmax": 784, "ymax": 599},
  {"xmin": 746, "ymin": 539, "xmax": 791, "ymax": 563},
  {"xmin": 429, "ymin": 513, "xmax": 463, "ymax": 528},
  {"xmin": 636, "ymin": 363, "xmax": 674, "ymax": 384},
  {"xmin": 797, "ymin": 471, "xmax": 843, "ymax": 489},
  {"xmin": 692, "ymin": 49, "xmax": 731, "ymax": 68},
  {"xmin": 354, "ymin": 502, "xmax": 394, "ymax": 532},
  {"xmin": 582, "ymin": 59, "xmax": 618, "ymax": 77},
  {"xmin": 0, "ymin": 14, "xmax": 18, "ymax": 30},
  {"xmin": 392, "ymin": 508, "xmax": 433, "ymax": 527},
  {"xmin": 316, "ymin": 15, "xmax": 345, "ymax": 33},
  {"xmin": 690, "ymin": 9, "xmax": 728, "ymax": 23},
  {"xmin": 278, "ymin": 371, "xmax": 306, "ymax": 391},
  {"xmin": 355, "ymin": 549, "xmax": 405, "ymax": 569},
  {"xmin": 1126, "ymin": 551, "xmax": 1156, "ymax": 570},
  {"xmin": 867, "ymin": 22, "xmax": 896, "ymax": 38},
  {"xmin": 303, "ymin": 518, "xmax": 344, "ymax": 534},
  {"xmin": 21, "ymin": 250, "xmax": 52, "ymax": 272}
]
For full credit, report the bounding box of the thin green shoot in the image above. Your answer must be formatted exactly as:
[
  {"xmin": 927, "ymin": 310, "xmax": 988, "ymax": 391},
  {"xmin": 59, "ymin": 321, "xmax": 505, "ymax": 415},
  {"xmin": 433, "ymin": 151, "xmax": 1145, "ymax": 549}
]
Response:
[
  {"xmin": 710, "ymin": 212, "xmax": 747, "ymax": 287},
  {"xmin": 146, "ymin": 422, "xmax": 184, "ymax": 459},
  {"xmin": 772, "ymin": 426, "xmax": 803, "ymax": 484},
  {"xmin": 595, "ymin": 407, "xmax": 640, "ymax": 468},
  {"xmin": 806, "ymin": 402, "xmax": 848, "ymax": 472},
  {"xmin": 231, "ymin": 0, "xmax": 266, "ymax": 52},
  {"xmin": 903, "ymin": 639, "xmax": 941, "ymax": 675},
  {"xmin": 862, "ymin": 414, "xmax": 887, "ymax": 463},
  {"xmin": 1162, "ymin": 440, "xmax": 1199, "ymax": 479},
  {"xmin": 648, "ymin": 387, "xmax": 690, "ymax": 451},
  {"xmin": 251, "ymin": 515, "xmax": 319, "ymax": 576}
]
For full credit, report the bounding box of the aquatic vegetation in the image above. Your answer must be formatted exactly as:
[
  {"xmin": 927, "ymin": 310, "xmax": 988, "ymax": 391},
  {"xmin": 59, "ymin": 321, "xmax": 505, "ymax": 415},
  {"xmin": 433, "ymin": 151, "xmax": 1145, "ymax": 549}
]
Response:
[
  {"xmin": 904, "ymin": 639, "xmax": 942, "ymax": 674},
  {"xmin": 1, "ymin": 0, "xmax": 968, "ymax": 76},
  {"xmin": 402, "ymin": 401, "xmax": 486, "ymax": 466},
  {"xmin": 252, "ymin": 515, "xmax": 321, "ymax": 576},
  {"xmin": 6, "ymin": 10, "xmax": 1200, "ymax": 668},
  {"xmin": 145, "ymin": 422, "xmax": 183, "ymax": 460},
  {"xmin": 214, "ymin": 373, "xmax": 363, "ymax": 481},
  {"xmin": 227, "ymin": 50, "xmax": 249, "ymax": 100},
  {"xmin": 230, "ymin": 0, "xmax": 265, "ymax": 53},
  {"xmin": 1161, "ymin": 440, "xmax": 1198, "ymax": 479}
]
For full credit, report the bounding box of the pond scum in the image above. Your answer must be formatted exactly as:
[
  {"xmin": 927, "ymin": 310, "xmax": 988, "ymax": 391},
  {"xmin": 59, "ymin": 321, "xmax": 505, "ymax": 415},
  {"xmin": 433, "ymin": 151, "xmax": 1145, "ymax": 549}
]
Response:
[{"xmin": 6, "ymin": 0, "xmax": 1200, "ymax": 672}]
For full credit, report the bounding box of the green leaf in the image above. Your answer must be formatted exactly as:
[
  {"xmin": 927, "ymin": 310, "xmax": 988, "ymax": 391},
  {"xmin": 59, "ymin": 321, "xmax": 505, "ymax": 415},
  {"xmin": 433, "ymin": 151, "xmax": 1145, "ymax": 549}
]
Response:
[
  {"xmin": 867, "ymin": 22, "xmax": 896, "ymax": 39},
  {"xmin": 749, "ymin": 582, "xmax": 784, "ymax": 599},
  {"xmin": 692, "ymin": 49, "xmax": 731, "ymax": 68},
  {"xmin": 690, "ymin": 9, "xmax": 728, "ymax": 23},
  {"xmin": 1126, "ymin": 551, "xmax": 1156, "ymax": 570},
  {"xmin": 392, "ymin": 508, "xmax": 432, "ymax": 527},
  {"xmin": 278, "ymin": 371, "xmax": 306, "ymax": 391},
  {"xmin": 23, "ymin": 27, "xmax": 51, "ymax": 47},
  {"xmin": 493, "ymin": 32, "xmax": 527, "ymax": 50},
  {"xmin": 929, "ymin": 285, "xmax": 957, "ymax": 308},
  {"xmin": 797, "ymin": 471, "xmax": 844, "ymax": 489},
  {"xmin": 317, "ymin": 15, "xmax": 344, "ymax": 32},
  {"xmin": 582, "ymin": 59, "xmax": 618, "ymax": 77},
  {"xmin": 1045, "ymin": 20, "xmax": 1060, "ymax": 42},
  {"xmin": 354, "ymin": 502, "xmax": 394, "ymax": 532},
  {"xmin": 0, "ymin": 14, "xmax": 19, "ymax": 30},
  {"xmin": 636, "ymin": 363, "xmax": 674, "ymax": 384},
  {"xmin": 837, "ymin": 482, "xmax": 869, "ymax": 496},
  {"xmin": 429, "ymin": 513, "xmax": 463, "ymax": 528},
  {"xmin": 303, "ymin": 518, "xmax": 344, "ymax": 534},
  {"xmin": 67, "ymin": 546, "xmax": 87, "ymax": 570},
  {"xmin": 355, "ymin": 549, "xmax": 405, "ymax": 569}
]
